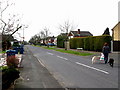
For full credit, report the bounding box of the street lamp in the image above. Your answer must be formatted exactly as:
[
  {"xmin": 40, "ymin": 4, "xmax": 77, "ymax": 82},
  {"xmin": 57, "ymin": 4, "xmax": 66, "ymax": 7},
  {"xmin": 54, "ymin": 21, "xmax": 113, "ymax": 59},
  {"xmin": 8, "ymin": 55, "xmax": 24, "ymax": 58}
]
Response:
[{"xmin": 22, "ymin": 25, "xmax": 28, "ymax": 44}]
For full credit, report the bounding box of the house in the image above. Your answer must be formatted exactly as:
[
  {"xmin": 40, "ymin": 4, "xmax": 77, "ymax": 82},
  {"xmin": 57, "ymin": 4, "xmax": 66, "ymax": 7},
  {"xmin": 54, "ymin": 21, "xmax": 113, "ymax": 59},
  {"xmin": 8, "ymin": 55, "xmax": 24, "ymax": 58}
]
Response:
[
  {"xmin": 68, "ymin": 29, "xmax": 93, "ymax": 39},
  {"xmin": 111, "ymin": 22, "xmax": 120, "ymax": 51},
  {"xmin": 47, "ymin": 36, "xmax": 57, "ymax": 44},
  {"xmin": 40, "ymin": 36, "xmax": 57, "ymax": 45}
]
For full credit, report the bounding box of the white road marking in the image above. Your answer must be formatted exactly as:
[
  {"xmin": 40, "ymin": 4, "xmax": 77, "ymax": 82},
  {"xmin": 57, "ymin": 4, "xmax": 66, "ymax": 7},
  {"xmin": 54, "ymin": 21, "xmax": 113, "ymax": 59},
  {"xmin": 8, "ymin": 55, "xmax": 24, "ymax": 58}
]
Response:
[
  {"xmin": 37, "ymin": 59, "xmax": 45, "ymax": 67},
  {"xmin": 75, "ymin": 62, "xmax": 109, "ymax": 74},
  {"xmin": 63, "ymin": 58, "xmax": 68, "ymax": 61},
  {"xmin": 47, "ymin": 52, "xmax": 54, "ymax": 55},
  {"xmin": 57, "ymin": 56, "xmax": 68, "ymax": 61}
]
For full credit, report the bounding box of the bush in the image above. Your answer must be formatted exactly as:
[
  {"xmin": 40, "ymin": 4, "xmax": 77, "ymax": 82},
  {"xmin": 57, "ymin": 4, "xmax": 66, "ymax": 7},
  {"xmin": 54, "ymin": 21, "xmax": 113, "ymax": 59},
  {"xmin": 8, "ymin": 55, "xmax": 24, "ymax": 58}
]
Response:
[
  {"xmin": 6, "ymin": 56, "xmax": 19, "ymax": 68},
  {"xmin": 84, "ymin": 37, "xmax": 90, "ymax": 50},
  {"xmin": 70, "ymin": 37, "xmax": 84, "ymax": 49},
  {"xmin": 93, "ymin": 35, "xmax": 112, "ymax": 51},
  {"xmin": 57, "ymin": 35, "xmax": 67, "ymax": 48},
  {"xmin": 2, "ymin": 67, "xmax": 20, "ymax": 89},
  {"xmin": 70, "ymin": 35, "xmax": 112, "ymax": 51}
]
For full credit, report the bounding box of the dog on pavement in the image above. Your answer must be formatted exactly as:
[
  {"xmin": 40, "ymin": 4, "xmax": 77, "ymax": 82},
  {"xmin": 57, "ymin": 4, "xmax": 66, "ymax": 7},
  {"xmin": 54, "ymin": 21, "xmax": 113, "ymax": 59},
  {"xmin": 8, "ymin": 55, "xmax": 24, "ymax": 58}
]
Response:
[
  {"xmin": 92, "ymin": 56, "xmax": 101, "ymax": 64},
  {"xmin": 108, "ymin": 58, "xmax": 114, "ymax": 67}
]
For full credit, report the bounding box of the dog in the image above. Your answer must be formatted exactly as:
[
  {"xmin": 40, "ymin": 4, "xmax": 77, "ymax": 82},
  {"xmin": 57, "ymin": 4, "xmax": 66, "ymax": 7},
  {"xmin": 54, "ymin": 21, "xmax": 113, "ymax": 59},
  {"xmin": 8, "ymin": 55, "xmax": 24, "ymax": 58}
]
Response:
[
  {"xmin": 92, "ymin": 56, "xmax": 101, "ymax": 64},
  {"xmin": 108, "ymin": 58, "xmax": 114, "ymax": 67}
]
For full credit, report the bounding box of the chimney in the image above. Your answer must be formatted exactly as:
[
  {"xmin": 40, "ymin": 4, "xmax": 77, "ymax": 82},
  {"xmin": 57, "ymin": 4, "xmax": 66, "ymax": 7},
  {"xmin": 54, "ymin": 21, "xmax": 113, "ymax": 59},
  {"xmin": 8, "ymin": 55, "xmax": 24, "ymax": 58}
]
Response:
[{"xmin": 78, "ymin": 29, "xmax": 80, "ymax": 34}]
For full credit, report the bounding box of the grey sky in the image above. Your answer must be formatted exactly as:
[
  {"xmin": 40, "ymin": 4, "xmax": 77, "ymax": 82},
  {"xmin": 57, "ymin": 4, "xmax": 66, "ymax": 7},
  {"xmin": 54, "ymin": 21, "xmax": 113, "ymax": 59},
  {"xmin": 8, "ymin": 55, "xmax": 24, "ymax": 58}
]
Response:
[{"xmin": 7, "ymin": 0, "xmax": 119, "ymax": 41}]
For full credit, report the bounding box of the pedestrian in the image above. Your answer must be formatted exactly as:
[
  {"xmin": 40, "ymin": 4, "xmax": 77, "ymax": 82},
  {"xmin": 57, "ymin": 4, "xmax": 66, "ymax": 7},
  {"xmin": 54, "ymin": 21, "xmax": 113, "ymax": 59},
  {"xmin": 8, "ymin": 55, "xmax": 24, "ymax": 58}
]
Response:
[{"xmin": 102, "ymin": 42, "xmax": 110, "ymax": 64}]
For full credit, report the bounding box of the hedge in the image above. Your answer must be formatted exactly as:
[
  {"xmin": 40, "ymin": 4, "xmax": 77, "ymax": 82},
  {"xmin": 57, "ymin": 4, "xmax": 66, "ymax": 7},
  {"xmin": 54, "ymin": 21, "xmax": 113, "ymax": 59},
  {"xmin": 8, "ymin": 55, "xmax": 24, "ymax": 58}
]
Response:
[
  {"xmin": 70, "ymin": 35, "xmax": 112, "ymax": 51},
  {"xmin": 70, "ymin": 37, "xmax": 84, "ymax": 49},
  {"xmin": 57, "ymin": 35, "xmax": 67, "ymax": 48}
]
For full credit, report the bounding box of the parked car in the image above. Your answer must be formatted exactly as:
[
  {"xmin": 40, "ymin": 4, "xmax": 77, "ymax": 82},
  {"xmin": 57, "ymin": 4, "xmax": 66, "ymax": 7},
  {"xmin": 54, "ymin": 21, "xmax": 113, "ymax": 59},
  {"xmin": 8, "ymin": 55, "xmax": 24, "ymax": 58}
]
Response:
[
  {"xmin": 47, "ymin": 43, "xmax": 56, "ymax": 46},
  {"xmin": 40, "ymin": 43, "xmax": 47, "ymax": 46}
]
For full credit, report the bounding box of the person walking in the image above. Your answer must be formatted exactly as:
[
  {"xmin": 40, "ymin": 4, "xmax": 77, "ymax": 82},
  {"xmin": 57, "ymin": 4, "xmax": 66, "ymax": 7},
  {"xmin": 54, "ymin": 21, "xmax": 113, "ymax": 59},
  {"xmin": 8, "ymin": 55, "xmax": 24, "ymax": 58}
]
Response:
[{"xmin": 102, "ymin": 42, "xmax": 110, "ymax": 64}]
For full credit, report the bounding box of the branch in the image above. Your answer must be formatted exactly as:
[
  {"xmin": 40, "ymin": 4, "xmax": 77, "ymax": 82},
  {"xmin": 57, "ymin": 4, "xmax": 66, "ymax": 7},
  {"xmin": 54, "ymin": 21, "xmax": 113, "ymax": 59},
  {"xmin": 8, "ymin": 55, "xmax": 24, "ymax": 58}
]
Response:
[
  {"xmin": 11, "ymin": 26, "xmax": 22, "ymax": 36},
  {"xmin": 4, "ymin": 26, "xmax": 22, "ymax": 42},
  {"xmin": 0, "ymin": 19, "xmax": 7, "ymax": 35}
]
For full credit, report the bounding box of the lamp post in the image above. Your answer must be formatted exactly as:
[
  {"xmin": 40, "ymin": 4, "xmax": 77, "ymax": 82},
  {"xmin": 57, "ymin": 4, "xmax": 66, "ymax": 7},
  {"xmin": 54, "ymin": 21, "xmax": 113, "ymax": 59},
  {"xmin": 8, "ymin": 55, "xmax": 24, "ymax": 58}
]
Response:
[
  {"xmin": 23, "ymin": 28, "xmax": 24, "ymax": 44},
  {"xmin": 22, "ymin": 25, "xmax": 28, "ymax": 45}
]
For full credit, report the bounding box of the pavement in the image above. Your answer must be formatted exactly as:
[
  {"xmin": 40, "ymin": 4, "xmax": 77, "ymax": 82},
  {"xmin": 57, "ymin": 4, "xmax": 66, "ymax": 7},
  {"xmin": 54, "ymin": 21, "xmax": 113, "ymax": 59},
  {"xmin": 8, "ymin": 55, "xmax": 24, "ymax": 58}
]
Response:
[{"xmin": 14, "ymin": 46, "xmax": 63, "ymax": 89}]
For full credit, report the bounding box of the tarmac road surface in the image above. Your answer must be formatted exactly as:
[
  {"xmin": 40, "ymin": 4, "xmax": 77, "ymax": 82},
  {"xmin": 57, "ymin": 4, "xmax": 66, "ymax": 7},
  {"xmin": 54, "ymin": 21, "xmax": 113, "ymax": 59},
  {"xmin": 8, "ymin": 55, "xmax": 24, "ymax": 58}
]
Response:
[{"xmin": 15, "ymin": 45, "xmax": 119, "ymax": 89}]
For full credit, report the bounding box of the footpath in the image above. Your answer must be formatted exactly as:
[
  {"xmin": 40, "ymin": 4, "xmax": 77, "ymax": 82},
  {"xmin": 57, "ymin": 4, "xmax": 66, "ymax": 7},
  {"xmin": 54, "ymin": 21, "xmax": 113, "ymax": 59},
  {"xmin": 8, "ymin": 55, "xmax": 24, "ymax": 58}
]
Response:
[{"xmin": 14, "ymin": 46, "xmax": 63, "ymax": 89}]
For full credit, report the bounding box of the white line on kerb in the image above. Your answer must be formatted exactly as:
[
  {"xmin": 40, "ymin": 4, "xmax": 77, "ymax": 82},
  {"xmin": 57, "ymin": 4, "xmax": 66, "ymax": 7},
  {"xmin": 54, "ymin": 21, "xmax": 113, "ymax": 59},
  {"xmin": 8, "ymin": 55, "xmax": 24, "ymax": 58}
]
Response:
[
  {"xmin": 57, "ymin": 56, "xmax": 68, "ymax": 60},
  {"xmin": 75, "ymin": 62, "xmax": 109, "ymax": 74},
  {"xmin": 37, "ymin": 59, "xmax": 45, "ymax": 67}
]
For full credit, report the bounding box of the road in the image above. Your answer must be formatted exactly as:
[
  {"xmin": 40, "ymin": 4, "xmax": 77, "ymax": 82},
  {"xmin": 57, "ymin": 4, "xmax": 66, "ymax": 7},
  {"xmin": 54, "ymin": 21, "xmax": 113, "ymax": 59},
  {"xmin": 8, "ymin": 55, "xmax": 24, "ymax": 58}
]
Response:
[{"xmin": 26, "ymin": 45, "xmax": 118, "ymax": 88}]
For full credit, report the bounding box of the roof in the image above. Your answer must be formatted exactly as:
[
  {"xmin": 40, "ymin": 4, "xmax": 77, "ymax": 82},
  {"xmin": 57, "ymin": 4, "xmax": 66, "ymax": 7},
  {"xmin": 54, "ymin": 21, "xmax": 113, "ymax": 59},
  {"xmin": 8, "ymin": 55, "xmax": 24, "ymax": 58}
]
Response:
[
  {"xmin": 60, "ymin": 33, "xmax": 68, "ymax": 36},
  {"xmin": 68, "ymin": 31, "xmax": 93, "ymax": 37},
  {"xmin": 80, "ymin": 31, "xmax": 93, "ymax": 36},
  {"xmin": 112, "ymin": 21, "xmax": 120, "ymax": 31}
]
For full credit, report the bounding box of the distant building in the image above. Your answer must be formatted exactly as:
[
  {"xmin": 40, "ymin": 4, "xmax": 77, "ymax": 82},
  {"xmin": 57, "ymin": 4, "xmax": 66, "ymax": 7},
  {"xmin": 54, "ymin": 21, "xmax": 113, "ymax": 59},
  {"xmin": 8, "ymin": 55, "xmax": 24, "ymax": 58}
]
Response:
[
  {"xmin": 40, "ymin": 36, "xmax": 57, "ymax": 45},
  {"xmin": 68, "ymin": 29, "xmax": 93, "ymax": 39},
  {"xmin": 111, "ymin": 22, "xmax": 120, "ymax": 51}
]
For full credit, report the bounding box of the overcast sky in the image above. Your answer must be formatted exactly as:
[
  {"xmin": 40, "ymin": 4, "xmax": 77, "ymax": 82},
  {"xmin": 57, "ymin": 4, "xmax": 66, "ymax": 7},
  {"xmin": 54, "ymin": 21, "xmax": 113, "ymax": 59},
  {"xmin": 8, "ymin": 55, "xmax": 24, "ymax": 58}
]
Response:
[{"xmin": 5, "ymin": 0, "xmax": 119, "ymax": 41}]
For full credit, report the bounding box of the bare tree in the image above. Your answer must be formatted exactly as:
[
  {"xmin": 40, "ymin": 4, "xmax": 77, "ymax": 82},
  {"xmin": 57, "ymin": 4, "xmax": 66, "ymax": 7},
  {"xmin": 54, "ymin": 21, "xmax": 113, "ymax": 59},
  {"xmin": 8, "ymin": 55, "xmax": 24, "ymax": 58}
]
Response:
[
  {"xmin": 29, "ymin": 34, "xmax": 41, "ymax": 45},
  {"xmin": 0, "ymin": 0, "xmax": 27, "ymax": 50},
  {"xmin": 43, "ymin": 27, "xmax": 51, "ymax": 38},
  {"xmin": 39, "ymin": 27, "xmax": 51, "ymax": 45},
  {"xmin": 39, "ymin": 31, "xmax": 45, "ymax": 39},
  {"xmin": 0, "ymin": 0, "xmax": 22, "ymax": 38},
  {"xmin": 59, "ymin": 20, "xmax": 77, "ymax": 34},
  {"xmin": 59, "ymin": 20, "xmax": 77, "ymax": 50}
]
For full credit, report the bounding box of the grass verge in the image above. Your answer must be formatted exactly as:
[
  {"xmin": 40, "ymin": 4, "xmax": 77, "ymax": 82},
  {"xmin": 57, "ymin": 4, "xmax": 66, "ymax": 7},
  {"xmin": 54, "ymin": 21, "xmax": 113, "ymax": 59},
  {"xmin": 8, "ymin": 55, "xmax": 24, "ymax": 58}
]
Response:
[
  {"xmin": 0, "ymin": 51, "xmax": 6, "ymax": 54},
  {"xmin": 36, "ymin": 45, "xmax": 93, "ymax": 56}
]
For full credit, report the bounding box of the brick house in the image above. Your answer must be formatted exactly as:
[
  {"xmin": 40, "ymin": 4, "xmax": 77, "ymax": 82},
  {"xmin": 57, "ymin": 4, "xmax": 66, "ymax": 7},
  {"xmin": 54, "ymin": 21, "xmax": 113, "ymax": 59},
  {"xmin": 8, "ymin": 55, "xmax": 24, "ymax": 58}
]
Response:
[
  {"xmin": 111, "ymin": 22, "xmax": 120, "ymax": 51},
  {"xmin": 68, "ymin": 29, "xmax": 93, "ymax": 39}
]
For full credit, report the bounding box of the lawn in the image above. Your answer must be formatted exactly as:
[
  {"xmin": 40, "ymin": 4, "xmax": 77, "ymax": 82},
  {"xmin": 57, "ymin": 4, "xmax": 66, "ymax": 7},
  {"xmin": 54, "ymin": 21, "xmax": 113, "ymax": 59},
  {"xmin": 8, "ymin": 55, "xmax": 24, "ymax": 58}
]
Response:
[
  {"xmin": 36, "ymin": 45, "xmax": 93, "ymax": 56},
  {"xmin": 0, "ymin": 51, "xmax": 6, "ymax": 54}
]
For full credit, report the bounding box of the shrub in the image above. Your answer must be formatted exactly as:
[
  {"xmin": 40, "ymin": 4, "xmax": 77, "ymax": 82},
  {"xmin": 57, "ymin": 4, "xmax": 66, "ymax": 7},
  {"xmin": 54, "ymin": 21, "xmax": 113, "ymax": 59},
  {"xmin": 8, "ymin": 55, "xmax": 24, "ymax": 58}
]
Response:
[
  {"xmin": 2, "ymin": 67, "xmax": 20, "ymax": 89},
  {"xmin": 57, "ymin": 35, "xmax": 67, "ymax": 48},
  {"xmin": 70, "ymin": 37, "xmax": 84, "ymax": 49},
  {"xmin": 93, "ymin": 35, "xmax": 112, "ymax": 51},
  {"xmin": 84, "ymin": 37, "xmax": 90, "ymax": 50},
  {"xmin": 6, "ymin": 56, "xmax": 19, "ymax": 68},
  {"xmin": 70, "ymin": 35, "xmax": 112, "ymax": 51}
]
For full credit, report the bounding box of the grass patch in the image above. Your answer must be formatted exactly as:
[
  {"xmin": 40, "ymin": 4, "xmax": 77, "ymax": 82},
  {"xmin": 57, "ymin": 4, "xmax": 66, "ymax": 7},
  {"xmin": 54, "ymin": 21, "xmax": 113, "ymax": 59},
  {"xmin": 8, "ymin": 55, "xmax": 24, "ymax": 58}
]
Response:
[
  {"xmin": 42, "ymin": 46, "xmax": 56, "ymax": 50},
  {"xmin": 40, "ymin": 46, "xmax": 93, "ymax": 56},
  {"xmin": 0, "ymin": 51, "xmax": 6, "ymax": 54},
  {"xmin": 55, "ymin": 49, "xmax": 93, "ymax": 56}
]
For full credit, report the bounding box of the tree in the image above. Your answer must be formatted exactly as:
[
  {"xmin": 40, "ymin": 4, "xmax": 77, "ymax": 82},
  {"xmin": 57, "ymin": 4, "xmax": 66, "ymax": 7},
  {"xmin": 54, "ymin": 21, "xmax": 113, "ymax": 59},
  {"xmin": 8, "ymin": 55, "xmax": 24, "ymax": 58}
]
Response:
[
  {"xmin": 59, "ymin": 20, "xmax": 76, "ymax": 34},
  {"xmin": 58, "ymin": 20, "xmax": 77, "ymax": 50},
  {"xmin": 39, "ymin": 27, "xmax": 51, "ymax": 45},
  {"xmin": 0, "ymin": 0, "xmax": 20, "ymax": 35},
  {"xmin": 102, "ymin": 27, "xmax": 110, "ymax": 35},
  {"xmin": 0, "ymin": 0, "xmax": 26, "ymax": 50},
  {"xmin": 29, "ymin": 34, "xmax": 41, "ymax": 45}
]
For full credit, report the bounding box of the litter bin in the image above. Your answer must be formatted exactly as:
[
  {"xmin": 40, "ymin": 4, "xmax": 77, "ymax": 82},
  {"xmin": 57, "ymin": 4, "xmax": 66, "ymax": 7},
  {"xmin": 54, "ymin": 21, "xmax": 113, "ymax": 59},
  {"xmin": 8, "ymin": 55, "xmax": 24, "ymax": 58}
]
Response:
[
  {"xmin": 13, "ymin": 47, "xmax": 19, "ymax": 54},
  {"xmin": 6, "ymin": 50, "xmax": 16, "ymax": 57},
  {"xmin": 19, "ymin": 47, "xmax": 24, "ymax": 54}
]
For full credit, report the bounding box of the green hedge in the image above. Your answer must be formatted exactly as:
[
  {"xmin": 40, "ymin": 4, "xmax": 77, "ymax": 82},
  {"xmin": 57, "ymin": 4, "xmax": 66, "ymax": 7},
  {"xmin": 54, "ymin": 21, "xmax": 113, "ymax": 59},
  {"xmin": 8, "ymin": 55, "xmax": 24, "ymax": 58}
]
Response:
[
  {"xmin": 70, "ymin": 35, "xmax": 112, "ymax": 51},
  {"xmin": 70, "ymin": 37, "xmax": 84, "ymax": 49},
  {"xmin": 57, "ymin": 35, "xmax": 67, "ymax": 48}
]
